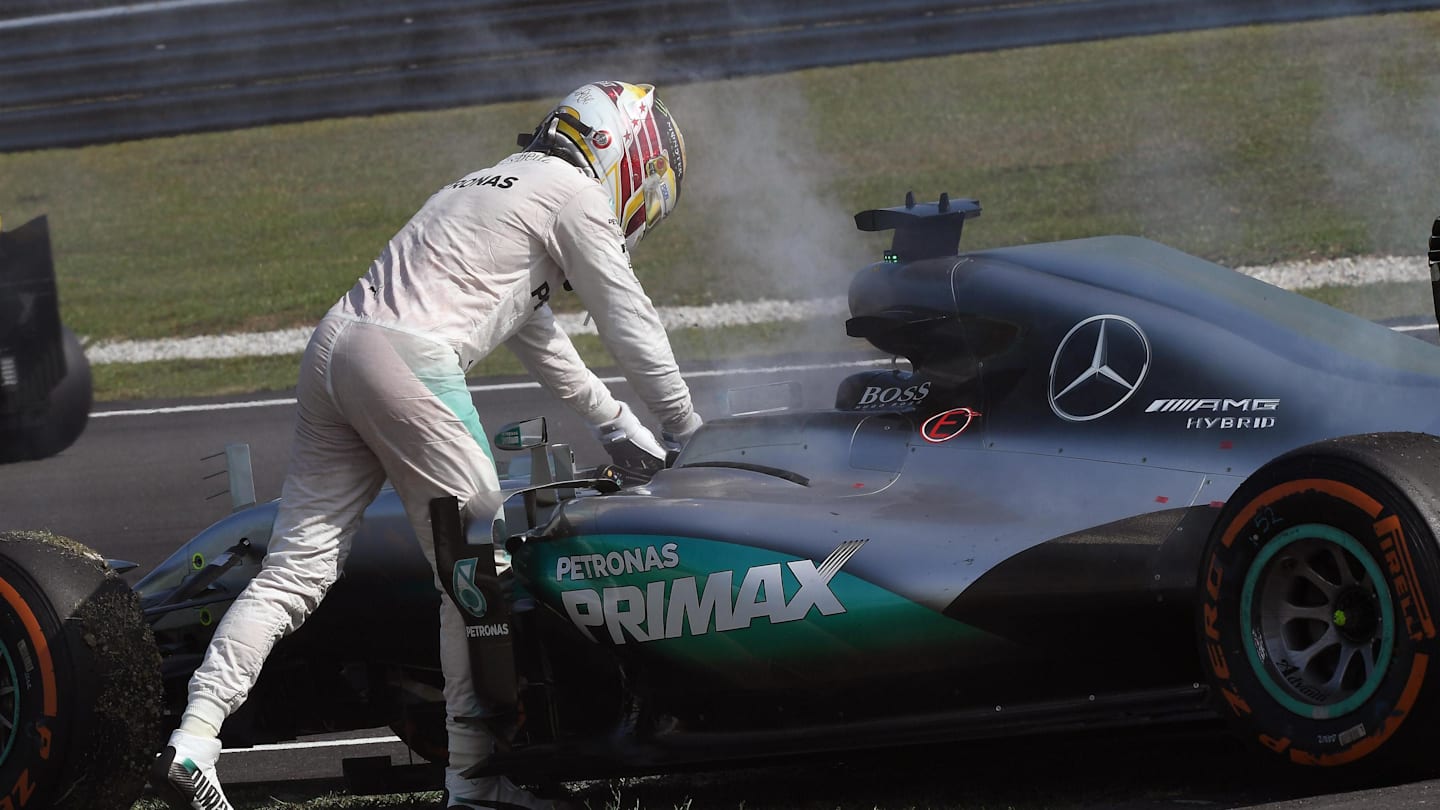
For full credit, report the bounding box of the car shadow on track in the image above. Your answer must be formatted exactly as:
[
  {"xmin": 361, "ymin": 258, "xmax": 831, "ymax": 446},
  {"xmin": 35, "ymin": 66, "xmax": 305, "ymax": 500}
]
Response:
[{"xmin": 563, "ymin": 723, "xmax": 1440, "ymax": 810}]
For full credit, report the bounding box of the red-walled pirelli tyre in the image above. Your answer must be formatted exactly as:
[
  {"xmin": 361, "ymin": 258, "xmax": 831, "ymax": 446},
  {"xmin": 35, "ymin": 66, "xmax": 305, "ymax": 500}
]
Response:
[
  {"xmin": 0, "ymin": 531, "xmax": 162, "ymax": 809},
  {"xmin": 1198, "ymin": 433, "xmax": 1440, "ymax": 775}
]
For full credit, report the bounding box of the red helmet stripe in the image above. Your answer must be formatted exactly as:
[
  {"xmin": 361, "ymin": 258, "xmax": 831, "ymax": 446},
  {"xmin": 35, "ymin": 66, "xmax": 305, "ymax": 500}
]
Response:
[
  {"xmin": 631, "ymin": 132, "xmax": 645, "ymax": 186},
  {"xmin": 625, "ymin": 207, "xmax": 646, "ymax": 237},
  {"xmin": 631, "ymin": 106, "xmax": 663, "ymax": 197},
  {"xmin": 594, "ymin": 81, "xmax": 626, "ymax": 101},
  {"xmin": 622, "ymin": 123, "xmax": 644, "ymax": 204},
  {"xmin": 618, "ymin": 146, "xmax": 635, "ymax": 207},
  {"xmin": 640, "ymin": 110, "xmax": 661, "ymax": 162}
]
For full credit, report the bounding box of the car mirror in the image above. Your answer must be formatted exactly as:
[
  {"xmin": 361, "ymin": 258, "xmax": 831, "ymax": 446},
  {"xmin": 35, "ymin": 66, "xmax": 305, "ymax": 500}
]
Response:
[{"xmin": 494, "ymin": 417, "xmax": 547, "ymax": 452}]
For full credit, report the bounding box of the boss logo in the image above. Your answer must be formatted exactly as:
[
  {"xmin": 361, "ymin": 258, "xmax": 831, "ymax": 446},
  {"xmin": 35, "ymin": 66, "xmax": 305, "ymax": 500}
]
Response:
[{"xmin": 856, "ymin": 381, "xmax": 931, "ymax": 410}]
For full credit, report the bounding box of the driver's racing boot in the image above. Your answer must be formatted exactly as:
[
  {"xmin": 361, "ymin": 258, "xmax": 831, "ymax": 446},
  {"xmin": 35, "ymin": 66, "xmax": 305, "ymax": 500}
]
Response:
[
  {"xmin": 149, "ymin": 729, "xmax": 235, "ymax": 810},
  {"xmin": 443, "ymin": 773, "xmax": 566, "ymax": 810}
]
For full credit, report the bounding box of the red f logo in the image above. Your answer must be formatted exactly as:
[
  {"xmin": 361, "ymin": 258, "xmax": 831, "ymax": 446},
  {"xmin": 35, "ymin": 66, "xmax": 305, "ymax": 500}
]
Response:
[{"xmin": 921, "ymin": 408, "xmax": 981, "ymax": 443}]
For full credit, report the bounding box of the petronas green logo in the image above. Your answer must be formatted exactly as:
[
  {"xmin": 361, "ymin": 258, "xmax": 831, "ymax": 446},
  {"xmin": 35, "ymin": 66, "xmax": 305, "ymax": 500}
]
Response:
[{"xmin": 453, "ymin": 557, "xmax": 488, "ymax": 618}]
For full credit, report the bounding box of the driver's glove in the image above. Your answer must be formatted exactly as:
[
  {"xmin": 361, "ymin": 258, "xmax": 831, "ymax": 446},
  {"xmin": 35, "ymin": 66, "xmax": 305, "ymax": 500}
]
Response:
[
  {"xmin": 661, "ymin": 411, "xmax": 704, "ymax": 455},
  {"xmin": 592, "ymin": 402, "xmax": 667, "ymax": 484}
]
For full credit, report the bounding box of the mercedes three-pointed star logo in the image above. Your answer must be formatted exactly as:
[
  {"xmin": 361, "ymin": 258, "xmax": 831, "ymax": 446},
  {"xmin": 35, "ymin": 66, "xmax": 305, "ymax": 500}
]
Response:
[{"xmin": 1048, "ymin": 314, "xmax": 1151, "ymax": 422}]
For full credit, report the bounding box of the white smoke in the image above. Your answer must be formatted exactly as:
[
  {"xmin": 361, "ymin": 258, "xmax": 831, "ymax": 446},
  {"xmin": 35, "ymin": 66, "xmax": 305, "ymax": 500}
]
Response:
[
  {"xmin": 1317, "ymin": 20, "xmax": 1440, "ymax": 253},
  {"xmin": 673, "ymin": 75, "xmax": 873, "ymax": 302},
  {"xmin": 643, "ymin": 74, "xmax": 879, "ymax": 377}
]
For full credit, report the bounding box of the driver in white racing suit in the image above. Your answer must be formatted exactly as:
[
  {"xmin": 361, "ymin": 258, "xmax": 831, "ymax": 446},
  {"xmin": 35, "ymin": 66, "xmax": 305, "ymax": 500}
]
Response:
[{"xmin": 151, "ymin": 81, "xmax": 701, "ymax": 810}]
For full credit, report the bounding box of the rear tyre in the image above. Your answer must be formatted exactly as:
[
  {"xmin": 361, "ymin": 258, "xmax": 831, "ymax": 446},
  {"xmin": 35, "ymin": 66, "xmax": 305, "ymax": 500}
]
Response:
[
  {"xmin": 1197, "ymin": 433, "xmax": 1440, "ymax": 776},
  {"xmin": 0, "ymin": 531, "xmax": 162, "ymax": 809}
]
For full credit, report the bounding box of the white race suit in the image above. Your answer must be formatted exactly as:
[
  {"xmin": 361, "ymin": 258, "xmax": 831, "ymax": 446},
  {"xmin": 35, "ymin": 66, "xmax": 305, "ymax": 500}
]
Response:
[{"xmin": 180, "ymin": 151, "xmax": 699, "ymax": 779}]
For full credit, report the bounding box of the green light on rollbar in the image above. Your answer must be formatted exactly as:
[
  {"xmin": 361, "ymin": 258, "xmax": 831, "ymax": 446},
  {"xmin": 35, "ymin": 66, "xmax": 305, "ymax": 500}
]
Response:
[{"xmin": 883, "ymin": 250, "xmax": 899, "ymax": 263}]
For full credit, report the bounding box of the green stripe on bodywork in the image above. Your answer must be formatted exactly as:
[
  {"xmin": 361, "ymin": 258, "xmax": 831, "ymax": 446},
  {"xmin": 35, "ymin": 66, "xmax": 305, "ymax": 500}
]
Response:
[
  {"xmin": 417, "ymin": 367, "xmax": 493, "ymax": 464},
  {"xmin": 518, "ymin": 534, "xmax": 986, "ymax": 673}
]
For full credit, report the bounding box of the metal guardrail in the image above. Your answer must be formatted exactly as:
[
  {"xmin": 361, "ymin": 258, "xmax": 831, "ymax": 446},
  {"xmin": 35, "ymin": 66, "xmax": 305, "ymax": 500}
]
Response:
[{"xmin": 2, "ymin": 0, "xmax": 1437, "ymax": 153}]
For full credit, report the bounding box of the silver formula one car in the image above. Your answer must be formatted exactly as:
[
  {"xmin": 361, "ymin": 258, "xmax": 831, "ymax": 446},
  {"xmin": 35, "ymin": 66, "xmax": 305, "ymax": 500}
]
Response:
[{"xmin": 7, "ymin": 195, "xmax": 1440, "ymax": 808}]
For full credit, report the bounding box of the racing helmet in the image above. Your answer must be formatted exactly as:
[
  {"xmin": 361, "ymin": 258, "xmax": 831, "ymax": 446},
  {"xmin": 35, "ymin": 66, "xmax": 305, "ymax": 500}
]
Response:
[{"xmin": 521, "ymin": 81, "xmax": 686, "ymax": 250}]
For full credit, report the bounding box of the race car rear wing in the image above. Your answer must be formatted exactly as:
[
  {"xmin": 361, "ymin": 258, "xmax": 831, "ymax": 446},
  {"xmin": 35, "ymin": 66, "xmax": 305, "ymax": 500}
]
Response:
[{"xmin": 854, "ymin": 191, "xmax": 981, "ymax": 263}]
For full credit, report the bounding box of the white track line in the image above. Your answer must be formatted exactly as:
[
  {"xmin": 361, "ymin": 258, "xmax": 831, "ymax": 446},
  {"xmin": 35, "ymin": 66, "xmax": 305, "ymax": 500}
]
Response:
[
  {"xmin": 223, "ymin": 734, "xmax": 401, "ymax": 754},
  {"xmin": 83, "ymin": 299, "xmax": 852, "ymax": 365}
]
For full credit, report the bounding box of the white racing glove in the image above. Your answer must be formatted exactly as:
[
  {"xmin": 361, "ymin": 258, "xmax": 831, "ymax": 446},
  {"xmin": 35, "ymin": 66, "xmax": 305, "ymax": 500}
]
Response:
[
  {"xmin": 592, "ymin": 402, "xmax": 667, "ymax": 483},
  {"xmin": 661, "ymin": 411, "xmax": 704, "ymax": 454}
]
